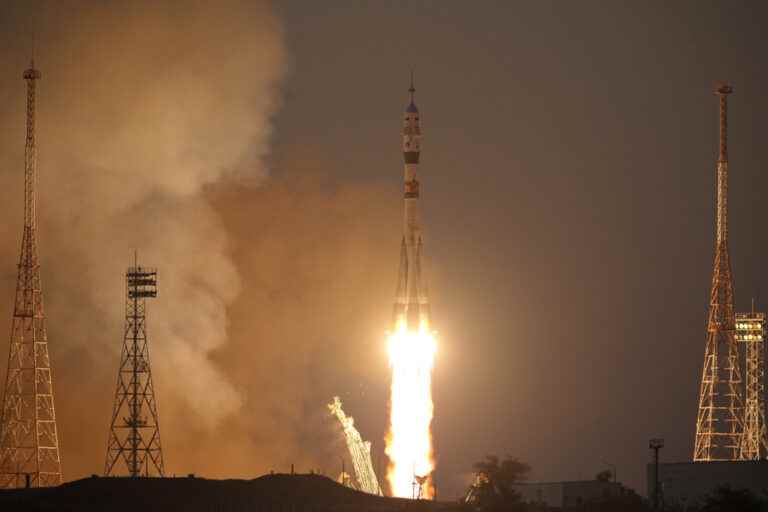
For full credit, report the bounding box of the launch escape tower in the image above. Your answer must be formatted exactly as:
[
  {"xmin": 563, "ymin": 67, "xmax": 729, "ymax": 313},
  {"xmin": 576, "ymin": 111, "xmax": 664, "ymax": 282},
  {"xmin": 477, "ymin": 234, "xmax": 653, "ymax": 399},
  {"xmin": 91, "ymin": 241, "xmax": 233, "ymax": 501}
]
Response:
[
  {"xmin": 736, "ymin": 307, "xmax": 768, "ymax": 459},
  {"xmin": 0, "ymin": 62, "xmax": 63, "ymax": 489},
  {"xmin": 104, "ymin": 259, "xmax": 164, "ymax": 477},
  {"xmin": 392, "ymin": 75, "xmax": 429, "ymax": 331},
  {"xmin": 693, "ymin": 83, "xmax": 745, "ymax": 462}
]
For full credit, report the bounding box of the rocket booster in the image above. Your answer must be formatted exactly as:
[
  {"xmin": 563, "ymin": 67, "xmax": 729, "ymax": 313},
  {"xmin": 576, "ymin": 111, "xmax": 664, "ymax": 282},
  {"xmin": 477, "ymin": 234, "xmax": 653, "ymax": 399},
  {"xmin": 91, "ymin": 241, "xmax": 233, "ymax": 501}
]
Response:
[{"xmin": 392, "ymin": 79, "xmax": 430, "ymax": 330}]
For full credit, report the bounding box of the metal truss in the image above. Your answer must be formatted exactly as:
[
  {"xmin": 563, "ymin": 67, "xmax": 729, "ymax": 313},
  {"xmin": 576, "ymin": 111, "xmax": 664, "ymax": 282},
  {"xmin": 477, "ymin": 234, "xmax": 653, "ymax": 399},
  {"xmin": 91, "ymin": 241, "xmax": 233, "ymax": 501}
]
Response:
[
  {"xmin": 104, "ymin": 260, "xmax": 164, "ymax": 477},
  {"xmin": 693, "ymin": 84, "xmax": 745, "ymax": 461},
  {"xmin": 0, "ymin": 62, "xmax": 63, "ymax": 488}
]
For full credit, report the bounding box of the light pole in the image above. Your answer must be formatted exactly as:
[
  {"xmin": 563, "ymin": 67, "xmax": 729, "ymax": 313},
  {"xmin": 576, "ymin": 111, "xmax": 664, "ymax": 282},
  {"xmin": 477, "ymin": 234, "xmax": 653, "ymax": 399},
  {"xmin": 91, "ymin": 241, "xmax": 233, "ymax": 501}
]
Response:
[{"xmin": 649, "ymin": 438, "xmax": 664, "ymax": 509}]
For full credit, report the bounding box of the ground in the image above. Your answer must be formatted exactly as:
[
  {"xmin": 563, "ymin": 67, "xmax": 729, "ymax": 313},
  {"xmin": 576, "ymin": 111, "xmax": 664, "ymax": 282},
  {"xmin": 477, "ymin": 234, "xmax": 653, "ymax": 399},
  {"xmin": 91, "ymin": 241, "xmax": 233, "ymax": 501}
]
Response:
[{"xmin": 0, "ymin": 473, "xmax": 461, "ymax": 512}]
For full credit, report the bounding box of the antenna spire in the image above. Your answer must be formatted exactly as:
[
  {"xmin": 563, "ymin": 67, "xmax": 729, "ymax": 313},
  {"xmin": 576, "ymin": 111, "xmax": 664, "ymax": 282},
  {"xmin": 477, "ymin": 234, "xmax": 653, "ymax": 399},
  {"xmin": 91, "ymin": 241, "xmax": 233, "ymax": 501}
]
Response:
[{"xmin": 715, "ymin": 82, "xmax": 733, "ymax": 163}]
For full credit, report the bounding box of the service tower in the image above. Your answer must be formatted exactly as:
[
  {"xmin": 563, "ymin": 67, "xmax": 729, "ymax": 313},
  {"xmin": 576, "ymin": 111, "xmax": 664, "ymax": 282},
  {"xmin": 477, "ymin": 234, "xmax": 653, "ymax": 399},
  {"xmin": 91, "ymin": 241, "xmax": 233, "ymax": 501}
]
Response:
[{"xmin": 693, "ymin": 83, "xmax": 745, "ymax": 462}]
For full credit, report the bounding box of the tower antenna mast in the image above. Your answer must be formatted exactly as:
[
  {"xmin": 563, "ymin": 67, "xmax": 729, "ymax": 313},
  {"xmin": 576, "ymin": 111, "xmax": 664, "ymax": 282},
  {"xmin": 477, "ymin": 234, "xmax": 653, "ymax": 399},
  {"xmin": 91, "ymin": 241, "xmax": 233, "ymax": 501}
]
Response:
[
  {"xmin": 0, "ymin": 61, "xmax": 63, "ymax": 488},
  {"xmin": 104, "ymin": 256, "xmax": 164, "ymax": 477},
  {"xmin": 693, "ymin": 82, "xmax": 745, "ymax": 461}
]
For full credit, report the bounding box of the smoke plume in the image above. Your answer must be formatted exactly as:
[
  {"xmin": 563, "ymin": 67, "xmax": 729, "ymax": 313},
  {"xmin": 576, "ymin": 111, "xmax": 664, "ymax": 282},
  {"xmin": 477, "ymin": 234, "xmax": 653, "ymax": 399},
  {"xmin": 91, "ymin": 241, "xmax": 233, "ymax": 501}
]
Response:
[{"xmin": 0, "ymin": 0, "xmax": 287, "ymax": 478}]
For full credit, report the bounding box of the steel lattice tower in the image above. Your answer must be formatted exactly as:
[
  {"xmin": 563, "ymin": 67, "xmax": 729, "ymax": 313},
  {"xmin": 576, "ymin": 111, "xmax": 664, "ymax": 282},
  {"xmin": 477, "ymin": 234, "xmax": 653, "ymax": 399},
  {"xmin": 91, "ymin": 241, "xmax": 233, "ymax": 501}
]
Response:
[
  {"xmin": 0, "ymin": 62, "xmax": 63, "ymax": 489},
  {"xmin": 104, "ymin": 259, "xmax": 164, "ymax": 477},
  {"xmin": 736, "ymin": 308, "xmax": 768, "ymax": 459},
  {"xmin": 693, "ymin": 83, "xmax": 745, "ymax": 461}
]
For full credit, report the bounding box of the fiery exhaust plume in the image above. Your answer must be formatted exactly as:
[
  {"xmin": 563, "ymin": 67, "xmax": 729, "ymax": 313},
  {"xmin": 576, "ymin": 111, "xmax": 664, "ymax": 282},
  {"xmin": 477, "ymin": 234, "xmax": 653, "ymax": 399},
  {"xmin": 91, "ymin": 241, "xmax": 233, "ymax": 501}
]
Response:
[{"xmin": 385, "ymin": 320, "xmax": 436, "ymax": 498}]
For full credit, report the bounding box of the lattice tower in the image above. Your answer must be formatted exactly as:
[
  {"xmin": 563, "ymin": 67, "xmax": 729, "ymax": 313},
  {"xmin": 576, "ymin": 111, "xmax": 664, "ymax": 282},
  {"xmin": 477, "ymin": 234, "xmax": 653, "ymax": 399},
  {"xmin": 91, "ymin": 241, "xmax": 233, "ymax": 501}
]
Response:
[
  {"xmin": 104, "ymin": 259, "xmax": 164, "ymax": 477},
  {"xmin": 0, "ymin": 61, "xmax": 63, "ymax": 488},
  {"xmin": 736, "ymin": 310, "xmax": 768, "ymax": 459},
  {"xmin": 693, "ymin": 83, "xmax": 745, "ymax": 461}
]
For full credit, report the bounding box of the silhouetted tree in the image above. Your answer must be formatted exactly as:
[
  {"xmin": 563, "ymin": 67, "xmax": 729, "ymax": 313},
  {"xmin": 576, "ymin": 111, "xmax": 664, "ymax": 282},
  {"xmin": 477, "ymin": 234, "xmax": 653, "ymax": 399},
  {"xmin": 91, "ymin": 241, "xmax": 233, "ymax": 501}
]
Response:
[
  {"xmin": 594, "ymin": 469, "xmax": 612, "ymax": 482},
  {"xmin": 469, "ymin": 455, "xmax": 530, "ymax": 512}
]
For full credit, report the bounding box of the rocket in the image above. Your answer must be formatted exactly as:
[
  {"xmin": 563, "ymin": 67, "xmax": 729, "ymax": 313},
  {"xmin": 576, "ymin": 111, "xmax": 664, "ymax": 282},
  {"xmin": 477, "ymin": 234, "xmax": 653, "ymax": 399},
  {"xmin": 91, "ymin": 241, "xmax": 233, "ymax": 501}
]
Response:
[{"xmin": 392, "ymin": 77, "xmax": 430, "ymax": 331}]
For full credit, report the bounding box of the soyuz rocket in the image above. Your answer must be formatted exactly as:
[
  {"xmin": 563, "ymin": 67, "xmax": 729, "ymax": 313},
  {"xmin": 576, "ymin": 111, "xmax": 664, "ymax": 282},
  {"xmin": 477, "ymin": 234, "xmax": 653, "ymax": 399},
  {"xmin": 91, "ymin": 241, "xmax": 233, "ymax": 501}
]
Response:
[{"xmin": 392, "ymin": 78, "xmax": 430, "ymax": 331}]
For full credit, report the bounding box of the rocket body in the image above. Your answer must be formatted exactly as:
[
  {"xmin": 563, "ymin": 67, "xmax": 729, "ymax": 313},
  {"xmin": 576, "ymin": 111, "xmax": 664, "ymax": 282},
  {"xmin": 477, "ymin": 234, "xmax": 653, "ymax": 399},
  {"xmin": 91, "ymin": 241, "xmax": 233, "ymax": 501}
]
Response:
[{"xmin": 393, "ymin": 87, "xmax": 430, "ymax": 330}]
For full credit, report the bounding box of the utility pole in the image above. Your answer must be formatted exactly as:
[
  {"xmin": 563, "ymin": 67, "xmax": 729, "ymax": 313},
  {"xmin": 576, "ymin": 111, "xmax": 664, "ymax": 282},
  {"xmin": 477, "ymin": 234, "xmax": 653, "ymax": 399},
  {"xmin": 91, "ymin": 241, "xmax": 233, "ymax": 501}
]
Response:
[{"xmin": 649, "ymin": 438, "xmax": 664, "ymax": 509}]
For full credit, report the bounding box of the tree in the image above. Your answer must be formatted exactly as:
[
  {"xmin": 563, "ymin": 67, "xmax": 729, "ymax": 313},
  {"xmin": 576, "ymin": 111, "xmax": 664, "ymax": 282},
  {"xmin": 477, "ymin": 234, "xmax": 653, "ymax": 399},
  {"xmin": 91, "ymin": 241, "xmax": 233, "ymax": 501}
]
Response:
[
  {"xmin": 594, "ymin": 470, "xmax": 612, "ymax": 482},
  {"xmin": 473, "ymin": 455, "xmax": 531, "ymax": 497},
  {"xmin": 469, "ymin": 455, "xmax": 531, "ymax": 511}
]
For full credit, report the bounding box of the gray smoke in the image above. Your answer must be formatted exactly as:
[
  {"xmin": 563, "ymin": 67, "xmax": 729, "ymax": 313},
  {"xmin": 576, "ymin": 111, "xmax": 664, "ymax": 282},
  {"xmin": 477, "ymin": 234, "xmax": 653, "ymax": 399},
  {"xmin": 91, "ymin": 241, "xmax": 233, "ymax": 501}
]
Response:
[{"xmin": 0, "ymin": 0, "xmax": 285, "ymax": 478}]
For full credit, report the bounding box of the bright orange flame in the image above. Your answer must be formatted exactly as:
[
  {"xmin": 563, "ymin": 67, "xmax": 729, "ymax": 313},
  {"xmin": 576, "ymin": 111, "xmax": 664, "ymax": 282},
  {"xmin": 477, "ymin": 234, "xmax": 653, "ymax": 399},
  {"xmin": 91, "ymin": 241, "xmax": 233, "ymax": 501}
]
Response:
[{"xmin": 385, "ymin": 320, "xmax": 436, "ymax": 498}]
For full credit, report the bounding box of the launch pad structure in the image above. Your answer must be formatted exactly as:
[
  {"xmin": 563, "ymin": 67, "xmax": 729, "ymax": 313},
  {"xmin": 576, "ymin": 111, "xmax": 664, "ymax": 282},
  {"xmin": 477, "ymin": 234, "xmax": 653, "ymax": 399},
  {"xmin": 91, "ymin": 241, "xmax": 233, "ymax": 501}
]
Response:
[
  {"xmin": 104, "ymin": 258, "xmax": 165, "ymax": 477},
  {"xmin": 328, "ymin": 396, "xmax": 383, "ymax": 495},
  {"xmin": 0, "ymin": 62, "xmax": 63, "ymax": 489}
]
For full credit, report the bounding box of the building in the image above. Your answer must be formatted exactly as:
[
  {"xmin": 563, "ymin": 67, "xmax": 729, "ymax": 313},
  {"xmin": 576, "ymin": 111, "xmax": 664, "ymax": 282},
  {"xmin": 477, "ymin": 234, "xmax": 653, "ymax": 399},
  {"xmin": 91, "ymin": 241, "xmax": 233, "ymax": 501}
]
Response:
[
  {"xmin": 648, "ymin": 460, "xmax": 768, "ymax": 507},
  {"xmin": 512, "ymin": 480, "xmax": 623, "ymax": 509}
]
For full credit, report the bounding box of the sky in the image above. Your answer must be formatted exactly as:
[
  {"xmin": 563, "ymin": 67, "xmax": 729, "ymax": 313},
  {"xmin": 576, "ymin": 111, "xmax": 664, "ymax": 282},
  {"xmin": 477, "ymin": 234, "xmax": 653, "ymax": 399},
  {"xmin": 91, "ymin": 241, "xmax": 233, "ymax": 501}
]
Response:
[{"xmin": 1, "ymin": 0, "xmax": 768, "ymax": 499}]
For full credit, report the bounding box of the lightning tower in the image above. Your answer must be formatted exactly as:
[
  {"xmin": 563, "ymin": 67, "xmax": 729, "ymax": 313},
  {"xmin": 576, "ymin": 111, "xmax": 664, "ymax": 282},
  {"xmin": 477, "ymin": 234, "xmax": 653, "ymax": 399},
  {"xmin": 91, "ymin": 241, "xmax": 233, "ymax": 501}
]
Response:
[
  {"xmin": 736, "ymin": 306, "xmax": 768, "ymax": 459},
  {"xmin": 693, "ymin": 83, "xmax": 745, "ymax": 461},
  {"xmin": 104, "ymin": 258, "xmax": 164, "ymax": 477},
  {"xmin": 0, "ymin": 62, "xmax": 63, "ymax": 489}
]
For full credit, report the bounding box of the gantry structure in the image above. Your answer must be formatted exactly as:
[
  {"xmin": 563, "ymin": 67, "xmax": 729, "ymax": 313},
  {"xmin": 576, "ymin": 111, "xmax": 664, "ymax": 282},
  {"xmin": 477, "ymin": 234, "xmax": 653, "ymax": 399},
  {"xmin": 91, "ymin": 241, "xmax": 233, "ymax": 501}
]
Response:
[
  {"xmin": 736, "ymin": 308, "xmax": 768, "ymax": 459},
  {"xmin": 104, "ymin": 259, "xmax": 164, "ymax": 477},
  {"xmin": 328, "ymin": 396, "xmax": 383, "ymax": 495},
  {"xmin": 0, "ymin": 61, "xmax": 63, "ymax": 489},
  {"xmin": 693, "ymin": 83, "xmax": 745, "ymax": 461}
]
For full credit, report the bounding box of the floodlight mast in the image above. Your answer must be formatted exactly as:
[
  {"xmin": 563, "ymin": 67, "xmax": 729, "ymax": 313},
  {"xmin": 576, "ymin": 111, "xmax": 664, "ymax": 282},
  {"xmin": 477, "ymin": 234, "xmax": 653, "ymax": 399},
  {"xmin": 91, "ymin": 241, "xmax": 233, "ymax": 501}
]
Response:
[{"xmin": 104, "ymin": 256, "xmax": 164, "ymax": 477}]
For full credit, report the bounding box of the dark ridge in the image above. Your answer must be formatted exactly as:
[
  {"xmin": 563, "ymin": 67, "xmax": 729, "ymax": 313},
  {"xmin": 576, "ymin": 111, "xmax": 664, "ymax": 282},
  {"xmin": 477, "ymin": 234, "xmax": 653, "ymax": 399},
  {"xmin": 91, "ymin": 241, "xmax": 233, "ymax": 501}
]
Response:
[{"xmin": 0, "ymin": 473, "xmax": 461, "ymax": 512}]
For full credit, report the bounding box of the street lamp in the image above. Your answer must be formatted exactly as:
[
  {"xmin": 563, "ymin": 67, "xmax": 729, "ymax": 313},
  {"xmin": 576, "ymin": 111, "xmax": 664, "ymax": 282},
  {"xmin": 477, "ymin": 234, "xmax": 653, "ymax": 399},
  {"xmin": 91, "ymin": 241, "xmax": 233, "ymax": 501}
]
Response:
[{"xmin": 649, "ymin": 438, "xmax": 664, "ymax": 509}]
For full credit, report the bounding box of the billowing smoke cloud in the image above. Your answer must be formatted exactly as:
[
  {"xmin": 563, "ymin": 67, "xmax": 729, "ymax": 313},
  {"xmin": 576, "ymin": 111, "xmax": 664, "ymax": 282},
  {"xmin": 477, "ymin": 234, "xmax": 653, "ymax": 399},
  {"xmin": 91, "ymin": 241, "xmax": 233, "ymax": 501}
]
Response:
[
  {"xmin": 0, "ymin": 0, "xmax": 409, "ymax": 482},
  {"xmin": 0, "ymin": 0, "xmax": 286, "ymax": 478}
]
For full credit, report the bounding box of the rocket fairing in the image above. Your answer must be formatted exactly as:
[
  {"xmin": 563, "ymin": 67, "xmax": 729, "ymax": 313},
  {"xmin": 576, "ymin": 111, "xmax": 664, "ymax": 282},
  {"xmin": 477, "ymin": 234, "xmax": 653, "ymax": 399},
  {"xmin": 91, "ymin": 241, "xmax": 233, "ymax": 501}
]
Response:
[{"xmin": 392, "ymin": 80, "xmax": 430, "ymax": 331}]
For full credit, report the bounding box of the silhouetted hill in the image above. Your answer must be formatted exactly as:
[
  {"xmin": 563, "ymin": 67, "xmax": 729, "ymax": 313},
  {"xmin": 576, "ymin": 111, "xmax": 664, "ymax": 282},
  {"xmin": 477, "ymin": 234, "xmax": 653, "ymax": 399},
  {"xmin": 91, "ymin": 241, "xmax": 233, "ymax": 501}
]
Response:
[{"xmin": 0, "ymin": 473, "xmax": 460, "ymax": 512}]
